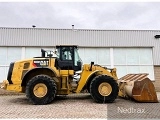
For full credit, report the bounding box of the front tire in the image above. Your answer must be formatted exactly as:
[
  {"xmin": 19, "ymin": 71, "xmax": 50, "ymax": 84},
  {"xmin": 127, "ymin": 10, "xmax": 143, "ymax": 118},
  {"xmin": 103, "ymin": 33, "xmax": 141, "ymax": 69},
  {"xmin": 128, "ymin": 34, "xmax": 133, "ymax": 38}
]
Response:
[
  {"xmin": 90, "ymin": 75, "xmax": 118, "ymax": 103},
  {"xmin": 26, "ymin": 75, "xmax": 57, "ymax": 105}
]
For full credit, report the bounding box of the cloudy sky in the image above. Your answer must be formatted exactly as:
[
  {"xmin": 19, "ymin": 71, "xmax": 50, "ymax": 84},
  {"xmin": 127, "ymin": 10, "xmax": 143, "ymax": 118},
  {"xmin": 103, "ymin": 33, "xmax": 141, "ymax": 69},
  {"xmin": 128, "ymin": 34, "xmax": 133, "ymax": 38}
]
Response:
[{"xmin": 0, "ymin": 2, "xmax": 160, "ymax": 30}]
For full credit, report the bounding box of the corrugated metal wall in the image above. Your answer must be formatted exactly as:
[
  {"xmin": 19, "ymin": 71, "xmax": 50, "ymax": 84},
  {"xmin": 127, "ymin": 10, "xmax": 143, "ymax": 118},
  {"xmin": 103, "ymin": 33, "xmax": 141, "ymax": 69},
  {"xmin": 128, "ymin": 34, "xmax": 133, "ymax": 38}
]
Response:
[{"xmin": 0, "ymin": 27, "xmax": 160, "ymax": 65}]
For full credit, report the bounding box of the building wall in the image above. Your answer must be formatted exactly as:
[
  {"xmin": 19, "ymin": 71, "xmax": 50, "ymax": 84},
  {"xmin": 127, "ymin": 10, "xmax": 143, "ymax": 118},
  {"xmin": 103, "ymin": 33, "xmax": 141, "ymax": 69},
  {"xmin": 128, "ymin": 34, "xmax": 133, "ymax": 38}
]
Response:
[
  {"xmin": 0, "ymin": 28, "xmax": 160, "ymax": 65},
  {"xmin": 0, "ymin": 28, "xmax": 159, "ymax": 91},
  {"xmin": 153, "ymin": 66, "xmax": 160, "ymax": 91}
]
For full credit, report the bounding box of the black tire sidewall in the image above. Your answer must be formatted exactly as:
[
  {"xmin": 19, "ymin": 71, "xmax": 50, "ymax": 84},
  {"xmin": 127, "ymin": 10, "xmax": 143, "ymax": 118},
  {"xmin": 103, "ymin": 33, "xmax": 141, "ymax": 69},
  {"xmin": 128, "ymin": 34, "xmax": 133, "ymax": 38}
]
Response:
[
  {"xmin": 26, "ymin": 75, "xmax": 56, "ymax": 105},
  {"xmin": 90, "ymin": 75, "xmax": 118, "ymax": 103}
]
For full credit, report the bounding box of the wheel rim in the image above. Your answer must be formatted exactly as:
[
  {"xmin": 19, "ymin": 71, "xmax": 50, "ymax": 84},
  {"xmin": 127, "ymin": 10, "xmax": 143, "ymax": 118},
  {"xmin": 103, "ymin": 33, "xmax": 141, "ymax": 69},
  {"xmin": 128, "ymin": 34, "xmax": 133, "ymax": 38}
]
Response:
[
  {"xmin": 98, "ymin": 82, "xmax": 112, "ymax": 96},
  {"xmin": 33, "ymin": 83, "xmax": 48, "ymax": 98}
]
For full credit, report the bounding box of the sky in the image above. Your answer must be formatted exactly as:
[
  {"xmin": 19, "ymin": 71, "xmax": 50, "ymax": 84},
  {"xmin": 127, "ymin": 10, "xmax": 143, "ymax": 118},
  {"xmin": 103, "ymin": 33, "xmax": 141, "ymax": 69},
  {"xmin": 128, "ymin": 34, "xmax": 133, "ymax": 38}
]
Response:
[{"xmin": 0, "ymin": 1, "xmax": 160, "ymax": 30}]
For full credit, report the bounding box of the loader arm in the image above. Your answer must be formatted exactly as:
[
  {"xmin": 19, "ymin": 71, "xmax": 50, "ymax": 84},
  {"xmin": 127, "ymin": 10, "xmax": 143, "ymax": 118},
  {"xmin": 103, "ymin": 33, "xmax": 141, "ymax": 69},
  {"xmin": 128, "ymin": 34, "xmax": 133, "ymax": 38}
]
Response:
[
  {"xmin": 75, "ymin": 70, "xmax": 101, "ymax": 93},
  {"xmin": 74, "ymin": 64, "xmax": 117, "ymax": 93}
]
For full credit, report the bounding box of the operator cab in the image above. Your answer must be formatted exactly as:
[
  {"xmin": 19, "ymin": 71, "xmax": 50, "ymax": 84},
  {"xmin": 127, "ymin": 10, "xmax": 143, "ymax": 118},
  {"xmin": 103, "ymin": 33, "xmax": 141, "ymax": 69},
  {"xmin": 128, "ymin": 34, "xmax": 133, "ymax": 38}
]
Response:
[{"xmin": 55, "ymin": 45, "xmax": 82, "ymax": 71}]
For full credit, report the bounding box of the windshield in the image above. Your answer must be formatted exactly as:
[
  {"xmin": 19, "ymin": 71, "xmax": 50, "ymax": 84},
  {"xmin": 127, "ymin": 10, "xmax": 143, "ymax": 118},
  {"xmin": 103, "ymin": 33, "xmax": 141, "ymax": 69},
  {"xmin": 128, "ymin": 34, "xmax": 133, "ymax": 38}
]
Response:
[{"xmin": 74, "ymin": 48, "xmax": 82, "ymax": 66}]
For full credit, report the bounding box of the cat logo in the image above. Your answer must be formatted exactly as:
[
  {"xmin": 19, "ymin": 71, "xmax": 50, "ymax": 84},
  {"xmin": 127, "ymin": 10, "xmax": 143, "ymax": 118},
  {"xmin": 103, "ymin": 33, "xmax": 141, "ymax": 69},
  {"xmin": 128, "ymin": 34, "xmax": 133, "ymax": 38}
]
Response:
[
  {"xmin": 40, "ymin": 61, "xmax": 49, "ymax": 66},
  {"xmin": 33, "ymin": 60, "xmax": 49, "ymax": 67}
]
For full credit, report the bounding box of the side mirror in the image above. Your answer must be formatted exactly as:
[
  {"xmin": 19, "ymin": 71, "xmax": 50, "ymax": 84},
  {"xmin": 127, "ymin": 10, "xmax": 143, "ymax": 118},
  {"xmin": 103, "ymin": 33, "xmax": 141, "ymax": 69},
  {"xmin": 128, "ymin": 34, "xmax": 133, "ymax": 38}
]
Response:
[{"xmin": 77, "ymin": 61, "xmax": 82, "ymax": 71}]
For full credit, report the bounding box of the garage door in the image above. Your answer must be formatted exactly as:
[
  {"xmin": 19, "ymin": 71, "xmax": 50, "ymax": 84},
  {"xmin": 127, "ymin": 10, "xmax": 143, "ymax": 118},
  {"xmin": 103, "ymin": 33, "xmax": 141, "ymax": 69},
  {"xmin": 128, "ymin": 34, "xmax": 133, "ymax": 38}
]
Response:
[
  {"xmin": 25, "ymin": 47, "xmax": 56, "ymax": 58},
  {"xmin": 78, "ymin": 48, "xmax": 110, "ymax": 67},
  {"xmin": 113, "ymin": 48, "xmax": 154, "ymax": 80},
  {"xmin": 79, "ymin": 47, "xmax": 154, "ymax": 80},
  {"xmin": 0, "ymin": 47, "xmax": 154, "ymax": 82},
  {"xmin": 0, "ymin": 47, "xmax": 22, "ymax": 81},
  {"xmin": 25, "ymin": 47, "xmax": 111, "ymax": 67},
  {"xmin": 0, "ymin": 47, "xmax": 55, "ymax": 82}
]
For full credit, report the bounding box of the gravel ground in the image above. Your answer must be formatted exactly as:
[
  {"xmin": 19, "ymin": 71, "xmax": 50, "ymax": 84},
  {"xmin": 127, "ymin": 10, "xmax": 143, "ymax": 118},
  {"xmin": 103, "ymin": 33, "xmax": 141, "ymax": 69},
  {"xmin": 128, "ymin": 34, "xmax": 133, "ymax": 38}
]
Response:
[
  {"xmin": 0, "ymin": 93, "xmax": 107, "ymax": 118},
  {"xmin": 108, "ymin": 94, "xmax": 160, "ymax": 119},
  {"xmin": 0, "ymin": 88, "xmax": 160, "ymax": 119}
]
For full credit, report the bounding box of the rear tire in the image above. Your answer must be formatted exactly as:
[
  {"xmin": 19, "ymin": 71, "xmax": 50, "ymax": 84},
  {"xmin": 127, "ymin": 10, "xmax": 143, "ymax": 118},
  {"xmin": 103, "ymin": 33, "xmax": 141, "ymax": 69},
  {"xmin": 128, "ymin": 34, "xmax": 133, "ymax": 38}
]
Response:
[
  {"xmin": 90, "ymin": 75, "xmax": 118, "ymax": 103},
  {"xmin": 26, "ymin": 75, "xmax": 57, "ymax": 105}
]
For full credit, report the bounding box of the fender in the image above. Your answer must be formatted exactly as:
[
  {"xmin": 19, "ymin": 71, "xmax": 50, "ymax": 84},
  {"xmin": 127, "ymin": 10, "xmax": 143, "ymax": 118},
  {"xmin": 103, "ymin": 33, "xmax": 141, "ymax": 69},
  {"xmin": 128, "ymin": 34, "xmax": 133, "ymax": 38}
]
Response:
[
  {"xmin": 75, "ymin": 70, "xmax": 102, "ymax": 93},
  {"xmin": 21, "ymin": 67, "xmax": 58, "ymax": 86}
]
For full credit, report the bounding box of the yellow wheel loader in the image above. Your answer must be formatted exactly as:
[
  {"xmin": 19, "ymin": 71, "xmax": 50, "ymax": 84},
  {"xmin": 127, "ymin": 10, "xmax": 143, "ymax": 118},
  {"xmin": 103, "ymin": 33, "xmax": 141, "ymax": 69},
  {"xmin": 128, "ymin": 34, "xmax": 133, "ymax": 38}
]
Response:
[
  {"xmin": 1, "ymin": 45, "xmax": 119, "ymax": 105},
  {"xmin": 1, "ymin": 45, "xmax": 158, "ymax": 104}
]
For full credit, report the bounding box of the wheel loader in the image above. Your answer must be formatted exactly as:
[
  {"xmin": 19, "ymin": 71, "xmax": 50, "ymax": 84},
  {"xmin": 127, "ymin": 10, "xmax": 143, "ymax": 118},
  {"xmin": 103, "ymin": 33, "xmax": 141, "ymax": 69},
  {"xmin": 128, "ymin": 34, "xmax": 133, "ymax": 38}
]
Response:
[{"xmin": 1, "ymin": 45, "xmax": 158, "ymax": 104}]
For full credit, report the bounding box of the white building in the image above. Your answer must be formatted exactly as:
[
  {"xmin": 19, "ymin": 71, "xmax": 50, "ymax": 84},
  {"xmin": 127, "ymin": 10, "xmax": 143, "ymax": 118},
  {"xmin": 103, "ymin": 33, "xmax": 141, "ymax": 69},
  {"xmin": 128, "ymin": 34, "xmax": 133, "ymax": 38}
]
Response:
[{"xmin": 0, "ymin": 27, "xmax": 160, "ymax": 91}]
